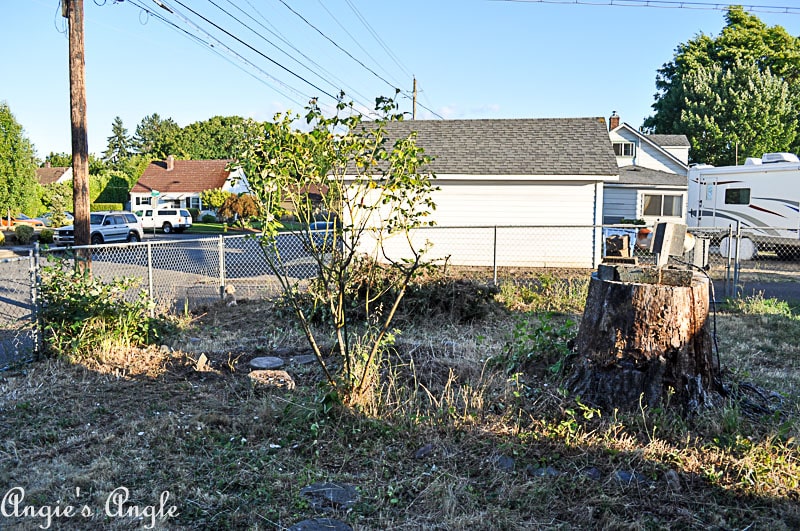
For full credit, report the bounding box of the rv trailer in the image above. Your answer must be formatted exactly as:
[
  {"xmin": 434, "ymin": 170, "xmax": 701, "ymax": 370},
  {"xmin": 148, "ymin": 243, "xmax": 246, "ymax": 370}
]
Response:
[{"xmin": 687, "ymin": 153, "xmax": 800, "ymax": 260}]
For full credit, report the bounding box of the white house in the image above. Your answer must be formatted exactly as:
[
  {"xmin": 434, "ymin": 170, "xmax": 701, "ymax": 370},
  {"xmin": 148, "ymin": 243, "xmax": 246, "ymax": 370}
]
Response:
[
  {"xmin": 352, "ymin": 117, "xmax": 619, "ymax": 268},
  {"xmin": 604, "ymin": 112, "xmax": 690, "ymax": 225},
  {"xmin": 130, "ymin": 155, "xmax": 249, "ymax": 215}
]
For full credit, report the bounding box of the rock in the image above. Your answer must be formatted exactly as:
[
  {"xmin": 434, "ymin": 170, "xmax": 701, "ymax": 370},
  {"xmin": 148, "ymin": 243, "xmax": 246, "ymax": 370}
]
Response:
[
  {"xmin": 249, "ymin": 370, "xmax": 295, "ymax": 390},
  {"xmin": 299, "ymin": 482, "xmax": 359, "ymax": 512},
  {"xmin": 414, "ymin": 443, "xmax": 434, "ymax": 459},
  {"xmin": 665, "ymin": 469, "xmax": 681, "ymax": 491},
  {"xmin": 495, "ymin": 455, "xmax": 515, "ymax": 472},
  {"xmin": 580, "ymin": 467, "xmax": 602, "ymax": 481},
  {"xmin": 249, "ymin": 356, "xmax": 284, "ymax": 370},
  {"xmin": 288, "ymin": 518, "xmax": 352, "ymax": 531},
  {"xmin": 525, "ymin": 465, "xmax": 560, "ymax": 478},
  {"xmin": 615, "ymin": 470, "xmax": 650, "ymax": 485},
  {"xmin": 291, "ymin": 354, "xmax": 317, "ymax": 365},
  {"xmin": 195, "ymin": 353, "xmax": 209, "ymax": 372}
]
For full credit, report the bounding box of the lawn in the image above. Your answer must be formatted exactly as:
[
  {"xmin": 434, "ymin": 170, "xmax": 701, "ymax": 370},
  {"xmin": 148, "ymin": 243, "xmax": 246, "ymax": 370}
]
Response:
[{"xmin": 1, "ymin": 276, "xmax": 798, "ymax": 529}]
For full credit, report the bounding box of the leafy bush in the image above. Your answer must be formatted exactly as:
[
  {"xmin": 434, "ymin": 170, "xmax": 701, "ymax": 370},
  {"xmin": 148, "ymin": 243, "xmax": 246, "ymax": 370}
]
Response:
[
  {"xmin": 201, "ymin": 214, "xmax": 217, "ymax": 223},
  {"xmin": 188, "ymin": 208, "xmax": 200, "ymax": 221},
  {"xmin": 491, "ymin": 312, "xmax": 577, "ymax": 376},
  {"xmin": 39, "ymin": 229, "xmax": 54, "ymax": 244},
  {"xmin": 14, "ymin": 224, "xmax": 34, "ymax": 244},
  {"xmin": 39, "ymin": 257, "xmax": 168, "ymax": 361},
  {"xmin": 91, "ymin": 203, "xmax": 123, "ymax": 211},
  {"xmin": 0, "ymin": 231, "xmax": 5, "ymax": 246}
]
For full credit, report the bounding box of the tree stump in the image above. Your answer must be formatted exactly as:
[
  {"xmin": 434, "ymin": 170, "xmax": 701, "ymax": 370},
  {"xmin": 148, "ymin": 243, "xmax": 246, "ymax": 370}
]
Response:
[{"xmin": 569, "ymin": 265, "xmax": 721, "ymax": 413}]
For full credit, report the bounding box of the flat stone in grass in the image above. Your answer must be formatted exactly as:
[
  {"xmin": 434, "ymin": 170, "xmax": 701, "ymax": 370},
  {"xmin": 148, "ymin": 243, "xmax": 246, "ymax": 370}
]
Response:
[
  {"xmin": 288, "ymin": 518, "xmax": 352, "ymax": 531},
  {"xmin": 300, "ymin": 482, "xmax": 359, "ymax": 512},
  {"xmin": 249, "ymin": 356, "xmax": 284, "ymax": 369}
]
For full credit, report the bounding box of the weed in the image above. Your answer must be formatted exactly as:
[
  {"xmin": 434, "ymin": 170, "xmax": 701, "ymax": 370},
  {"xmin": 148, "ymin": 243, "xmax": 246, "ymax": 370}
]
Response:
[{"xmin": 492, "ymin": 312, "xmax": 576, "ymax": 376}]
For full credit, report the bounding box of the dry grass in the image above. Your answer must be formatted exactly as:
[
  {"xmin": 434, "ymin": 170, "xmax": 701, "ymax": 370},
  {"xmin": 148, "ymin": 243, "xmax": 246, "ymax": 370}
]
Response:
[{"xmin": 1, "ymin": 285, "xmax": 799, "ymax": 530}]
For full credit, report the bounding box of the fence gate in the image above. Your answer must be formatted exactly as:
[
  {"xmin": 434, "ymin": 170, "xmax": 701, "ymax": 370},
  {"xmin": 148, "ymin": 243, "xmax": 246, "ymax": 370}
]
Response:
[{"xmin": 0, "ymin": 252, "xmax": 38, "ymax": 369}]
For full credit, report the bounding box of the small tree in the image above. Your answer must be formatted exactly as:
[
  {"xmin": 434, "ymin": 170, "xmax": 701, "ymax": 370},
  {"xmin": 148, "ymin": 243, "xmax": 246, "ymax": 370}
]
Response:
[
  {"xmin": 200, "ymin": 188, "xmax": 231, "ymax": 217},
  {"xmin": 218, "ymin": 193, "xmax": 258, "ymax": 227},
  {"xmin": 237, "ymin": 94, "xmax": 437, "ymax": 406}
]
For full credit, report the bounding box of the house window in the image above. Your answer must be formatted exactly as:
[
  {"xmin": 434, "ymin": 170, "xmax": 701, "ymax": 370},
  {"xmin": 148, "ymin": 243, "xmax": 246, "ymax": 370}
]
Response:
[
  {"xmin": 188, "ymin": 196, "xmax": 201, "ymax": 210},
  {"xmin": 643, "ymin": 194, "xmax": 682, "ymax": 217},
  {"xmin": 725, "ymin": 188, "xmax": 750, "ymax": 205},
  {"xmin": 613, "ymin": 142, "xmax": 635, "ymax": 157},
  {"xmin": 136, "ymin": 196, "xmax": 151, "ymax": 206}
]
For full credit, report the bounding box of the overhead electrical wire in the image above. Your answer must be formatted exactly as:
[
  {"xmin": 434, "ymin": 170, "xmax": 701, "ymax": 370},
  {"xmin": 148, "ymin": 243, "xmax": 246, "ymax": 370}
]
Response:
[
  {"xmin": 341, "ymin": 0, "xmax": 412, "ymax": 81},
  {"xmin": 315, "ymin": 0, "xmax": 405, "ymax": 89},
  {"xmin": 163, "ymin": 0, "xmax": 343, "ymax": 103},
  {"xmin": 218, "ymin": 0, "xmax": 376, "ymax": 108},
  {"xmin": 488, "ymin": 0, "xmax": 800, "ymax": 15},
  {"xmin": 122, "ymin": 0, "xmax": 310, "ymax": 108}
]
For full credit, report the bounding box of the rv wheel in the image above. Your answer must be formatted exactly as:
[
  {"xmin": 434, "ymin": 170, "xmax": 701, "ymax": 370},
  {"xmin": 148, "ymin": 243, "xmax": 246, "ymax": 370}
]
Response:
[{"xmin": 719, "ymin": 237, "xmax": 756, "ymax": 261}]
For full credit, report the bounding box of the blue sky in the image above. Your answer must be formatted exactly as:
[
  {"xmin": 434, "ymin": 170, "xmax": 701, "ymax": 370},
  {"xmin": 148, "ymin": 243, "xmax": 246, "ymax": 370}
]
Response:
[{"xmin": 3, "ymin": 1, "xmax": 800, "ymax": 157}]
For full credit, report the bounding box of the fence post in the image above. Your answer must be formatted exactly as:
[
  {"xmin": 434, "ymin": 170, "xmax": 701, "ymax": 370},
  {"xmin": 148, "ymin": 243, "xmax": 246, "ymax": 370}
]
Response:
[
  {"xmin": 31, "ymin": 244, "xmax": 40, "ymax": 359},
  {"xmin": 493, "ymin": 226, "xmax": 498, "ymax": 285},
  {"xmin": 733, "ymin": 221, "xmax": 742, "ymax": 297},
  {"xmin": 219, "ymin": 235, "xmax": 226, "ymax": 300},
  {"xmin": 724, "ymin": 225, "xmax": 733, "ymax": 298},
  {"xmin": 146, "ymin": 241, "xmax": 154, "ymax": 316}
]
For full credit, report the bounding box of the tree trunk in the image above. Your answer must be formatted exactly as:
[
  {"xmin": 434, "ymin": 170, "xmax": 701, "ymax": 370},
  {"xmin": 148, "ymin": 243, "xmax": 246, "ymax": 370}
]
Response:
[{"xmin": 569, "ymin": 266, "xmax": 721, "ymax": 413}]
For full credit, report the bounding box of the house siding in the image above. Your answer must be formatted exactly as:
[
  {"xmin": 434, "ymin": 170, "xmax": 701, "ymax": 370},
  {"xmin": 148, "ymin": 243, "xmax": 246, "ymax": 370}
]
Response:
[{"xmin": 603, "ymin": 187, "xmax": 637, "ymax": 223}]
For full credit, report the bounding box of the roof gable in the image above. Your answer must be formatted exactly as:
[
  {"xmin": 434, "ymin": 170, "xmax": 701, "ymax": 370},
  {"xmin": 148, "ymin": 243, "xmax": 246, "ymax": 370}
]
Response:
[
  {"xmin": 132, "ymin": 159, "xmax": 233, "ymax": 194},
  {"xmin": 378, "ymin": 118, "xmax": 618, "ymax": 177},
  {"xmin": 611, "ymin": 123, "xmax": 689, "ymax": 169},
  {"xmin": 36, "ymin": 166, "xmax": 71, "ymax": 186}
]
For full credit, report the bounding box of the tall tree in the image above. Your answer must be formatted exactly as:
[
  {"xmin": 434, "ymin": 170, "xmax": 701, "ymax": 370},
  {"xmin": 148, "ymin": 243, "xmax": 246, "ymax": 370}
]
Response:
[
  {"xmin": 0, "ymin": 102, "xmax": 39, "ymax": 216},
  {"xmin": 644, "ymin": 6, "xmax": 800, "ymax": 162},
  {"xmin": 178, "ymin": 115, "xmax": 246, "ymax": 160},
  {"xmin": 104, "ymin": 116, "xmax": 132, "ymax": 167},
  {"xmin": 680, "ymin": 60, "xmax": 798, "ymax": 166},
  {"xmin": 133, "ymin": 113, "xmax": 182, "ymax": 159}
]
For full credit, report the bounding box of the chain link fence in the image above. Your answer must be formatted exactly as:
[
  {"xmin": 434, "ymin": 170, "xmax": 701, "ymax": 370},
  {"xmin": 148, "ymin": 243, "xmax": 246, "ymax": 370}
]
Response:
[
  {"xmin": 0, "ymin": 253, "xmax": 38, "ymax": 370},
  {"xmin": 1, "ymin": 224, "xmax": 797, "ymax": 368}
]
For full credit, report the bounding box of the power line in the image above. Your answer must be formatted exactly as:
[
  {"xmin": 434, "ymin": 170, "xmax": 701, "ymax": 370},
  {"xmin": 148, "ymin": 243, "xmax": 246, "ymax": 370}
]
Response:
[
  {"xmin": 489, "ymin": 0, "xmax": 800, "ymax": 15},
  {"xmin": 218, "ymin": 0, "xmax": 375, "ymax": 108},
  {"xmin": 341, "ymin": 0, "xmax": 412, "ymax": 80},
  {"xmin": 274, "ymin": 0, "xmax": 402, "ymax": 92},
  {"xmin": 163, "ymin": 0, "xmax": 343, "ymax": 102},
  {"xmin": 122, "ymin": 0, "xmax": 310, "ymax": 107}
]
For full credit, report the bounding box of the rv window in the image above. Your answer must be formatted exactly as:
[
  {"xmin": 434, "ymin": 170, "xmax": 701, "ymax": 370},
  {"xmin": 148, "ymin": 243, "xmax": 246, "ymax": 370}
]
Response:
[
  {"xmin": 643, "ymin": 194, "xmax": 682, "ymax": 217},
  {"xmin": 725, "ymin": 188, "xmax": 750, "ymax": 205},
  {"xmin": 613, "ymin": 142, "xmax": 635, "ymax": 157}
]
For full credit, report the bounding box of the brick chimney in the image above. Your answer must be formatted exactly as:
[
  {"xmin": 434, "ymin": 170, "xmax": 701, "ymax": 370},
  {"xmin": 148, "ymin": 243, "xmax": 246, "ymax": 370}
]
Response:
[
  {"xmin": 609, "ymin": 111, "xmax": 620, "ymax": 131},
  {"xmin": 166, "ymin": 155, "xmax": 175, "ymax": 171}
]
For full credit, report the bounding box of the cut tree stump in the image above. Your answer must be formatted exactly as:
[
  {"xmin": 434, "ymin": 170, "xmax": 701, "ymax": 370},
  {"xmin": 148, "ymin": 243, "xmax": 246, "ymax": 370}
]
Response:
[{"xmin": 568, "ymin": 265, "xmax": 721, "ymax": 413}]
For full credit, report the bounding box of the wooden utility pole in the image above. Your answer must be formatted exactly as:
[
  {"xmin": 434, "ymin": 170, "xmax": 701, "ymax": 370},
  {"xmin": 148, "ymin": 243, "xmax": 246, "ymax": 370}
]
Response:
[
  {"xmin": 66, "ymin": 0, "xmax": 91, "ymax": 261},
  {"xmin": 412, "ymin": 77, "xmax": 417, "ymax": 120}
]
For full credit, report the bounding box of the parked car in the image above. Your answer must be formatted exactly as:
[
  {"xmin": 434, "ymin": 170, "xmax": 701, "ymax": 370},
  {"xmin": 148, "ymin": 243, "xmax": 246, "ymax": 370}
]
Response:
[
  {"xmin": 35, "ymin": 211, "xmax": 74, "ymax": 228},
  {"xmin": 1, "ymin": 214, "xmax": 45, "ymax": 229},
  {"xmin": 53, "ymin": 211, "xmax": 144, "ymax": 246},
  {"xmin": 135, "ymin": 208, "xmax": 193, "ymax": 234}
]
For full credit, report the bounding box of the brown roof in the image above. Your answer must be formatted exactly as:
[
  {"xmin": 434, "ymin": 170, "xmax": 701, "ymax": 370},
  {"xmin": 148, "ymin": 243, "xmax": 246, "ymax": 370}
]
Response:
[
  {"xmin": 132, "ymin": 159, "xmax": 233, "ymax": 194},
  {"xmin": 36, "ymin": 166, "xmax": 70, "ymax": 185}
]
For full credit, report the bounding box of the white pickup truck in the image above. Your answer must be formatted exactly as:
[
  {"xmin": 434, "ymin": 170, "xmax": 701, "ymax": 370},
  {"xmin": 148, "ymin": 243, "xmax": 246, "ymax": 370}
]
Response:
[{"xmin": 135, "ymin": 208, "xmax": 193, "ymax": 234}]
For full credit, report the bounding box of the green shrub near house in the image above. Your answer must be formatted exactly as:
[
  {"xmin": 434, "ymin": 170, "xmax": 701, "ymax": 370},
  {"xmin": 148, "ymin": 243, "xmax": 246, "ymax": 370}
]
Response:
[
  {"xmin": 39, "ymin": 229, "xmax": 54, "ymax": 244},
  {"xmin": 14, "ymin": 224, "xmax": 34, "ymax": 244},
  {"xmin": 0, "ymin": 231, "xmax": 5, "ymax": 246},
  {"xmin": 91, "ymin": 203, "xmax": 124, "ymax": 211}
]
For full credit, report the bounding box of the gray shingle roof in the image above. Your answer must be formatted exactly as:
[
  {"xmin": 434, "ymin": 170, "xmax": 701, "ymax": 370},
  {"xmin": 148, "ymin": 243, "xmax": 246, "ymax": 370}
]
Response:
[
  {"xmin": 648, "ymin": 134, "xmax": 690, "ymax": 148},
  {"xmin": 378, "ymin": 118, "xmax": 618, "ymax": 177},
  {"xmin": 614, "ymin": 166, "xmax": 687, "ymax": 187}
]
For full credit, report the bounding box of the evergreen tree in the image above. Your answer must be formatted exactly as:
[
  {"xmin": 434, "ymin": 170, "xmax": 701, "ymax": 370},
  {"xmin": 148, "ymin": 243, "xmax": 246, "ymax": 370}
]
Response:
[{"xmin": 104, "ymin": 116, "xmax": 132, "ymax": 167}]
